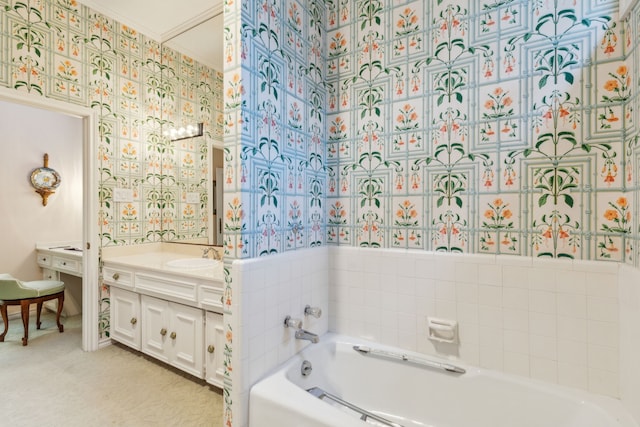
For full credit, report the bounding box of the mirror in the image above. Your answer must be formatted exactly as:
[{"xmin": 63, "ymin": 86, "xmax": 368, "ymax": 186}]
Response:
[{"xmin": 160, "ymin": 10, "xmax": 224, "ymax": 246}]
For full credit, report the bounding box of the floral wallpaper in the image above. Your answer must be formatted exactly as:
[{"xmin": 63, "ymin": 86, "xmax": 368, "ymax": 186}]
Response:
[
  {"xmin": 324, "ymin": 0, "xmax": 634, "ymax": 262},
  {"xmin": 223, "ymin": 0, "xmax": 327, "ymax": 260},
  {"xmin": 224, "ymin": 0, "xmax": 635, "ymax": 264},
  {"xmin": 0, "ymin": 0, "xmax": 223, "ymax": 248}
]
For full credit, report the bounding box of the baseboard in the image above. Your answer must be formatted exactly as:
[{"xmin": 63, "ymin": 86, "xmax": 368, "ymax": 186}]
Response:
[{"xmin": 6, "ymin": 307, "xmax": 39, "ymax": 321}]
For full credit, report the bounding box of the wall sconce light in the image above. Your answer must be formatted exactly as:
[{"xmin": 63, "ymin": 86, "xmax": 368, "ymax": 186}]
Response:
[
  {"xmin": 30, "ymin": 153, "xmax": 61, "ymax": 206},
  {"xmin": 163, "ymin": 122, "xmax": 204, "ymax": 141}
]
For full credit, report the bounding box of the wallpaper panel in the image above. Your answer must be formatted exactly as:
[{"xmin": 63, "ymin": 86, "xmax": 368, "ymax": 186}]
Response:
[
  {"xmin": 325, "ymin": 0, "xmax": 632, "ymax": 263},
  {"xmin": 224, "ymin": 0, "xmax": 327, "ymax": 259}
]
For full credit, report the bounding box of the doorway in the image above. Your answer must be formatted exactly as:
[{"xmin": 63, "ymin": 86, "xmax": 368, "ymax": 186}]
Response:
[{"xmin": 0, "ymin": 87, "xmax": 99, "ymax": 351}]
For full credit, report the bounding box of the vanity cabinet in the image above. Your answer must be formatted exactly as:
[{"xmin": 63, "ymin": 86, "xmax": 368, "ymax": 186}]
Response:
[
  {"xmin": 205, "ymin": 311, "xmax": 225, "ymax": 387},
  {"xmin": 103, "ymin": 265, "xmax": 134, "ymax": 289},
  {"xmin": 37, "ymin": 250, "xmax": 83, "ymax": 277},
  {"xmin": 36, "ymin": 244, "xmax": 83, "ymax": 316},
  {"xmin": 110, "ymin": 287, "xmax": 141, "ymax": 350},
  {"xmin": 141, "ymin": 295, "xmax": 204, "ymax": 377},
  {"xmin": 104, "ymin": 253, "xmax": 224, "ymax": 387}
]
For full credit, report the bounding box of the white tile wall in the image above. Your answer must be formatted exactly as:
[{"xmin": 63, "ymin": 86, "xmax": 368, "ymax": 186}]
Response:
[
  {"xmin": 234, "ymin": 246, "xmax": 640, "ymax": 425},
  {"xmin": 328, "ymin": 247, "xmax": 623, "ymax": 399},
  {"xmin": 619, "ymin": 264, "xmax": 640, "ymax": 423},
  {"xmin": 233, "ymin": 246, "xmax": 329, "ymax": 426}
]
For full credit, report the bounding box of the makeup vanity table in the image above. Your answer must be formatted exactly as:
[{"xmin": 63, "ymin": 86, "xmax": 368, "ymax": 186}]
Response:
[{"xmin": 36, "ymin": 242, "xmax": 83, "ymax": 316}]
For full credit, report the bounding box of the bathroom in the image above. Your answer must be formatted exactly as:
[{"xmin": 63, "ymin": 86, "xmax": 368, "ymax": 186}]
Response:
[{"xmin": 1, "ymin": 0, "xmax": 640, "ymax": 427}]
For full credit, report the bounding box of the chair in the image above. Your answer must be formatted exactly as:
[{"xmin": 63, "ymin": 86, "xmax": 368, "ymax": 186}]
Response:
[{"xmin": 0, "ymin": 274, "xmax": 65, "ymax": 346}]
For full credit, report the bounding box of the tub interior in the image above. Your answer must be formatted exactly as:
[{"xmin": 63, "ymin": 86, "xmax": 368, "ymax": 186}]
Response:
[{"xmin": 251, "ymin": 335, "xmax": 637, "ymax": 427}]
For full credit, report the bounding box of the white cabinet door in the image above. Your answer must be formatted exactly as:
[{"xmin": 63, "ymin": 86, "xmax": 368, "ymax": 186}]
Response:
[
  {"xmin": 205, "ymin": 311, "xmax": 225, "ymax": 388},
  {"xmin": 141, "ymin": 295, "xmax": 204, "ymax": 377},
  {"xmin": 170, "ymin": 303, "xmax": 204, "ymax": 377},
  {"xmin": 110, "ymin": 287, "xmax": 141, "ymax": 350},
  {"xmin": 141, "ymin": 295, "xmax": 171, "ymax": 363}
]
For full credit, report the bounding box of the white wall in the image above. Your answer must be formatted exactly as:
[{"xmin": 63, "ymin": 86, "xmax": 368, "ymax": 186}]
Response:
[
  {"xmin": 0, "ymin": 100, "xmax": 82, "ymax": 280},
  {"xmin": 329, "ymin": 247, "xmax": 621, "ymax": 398}
]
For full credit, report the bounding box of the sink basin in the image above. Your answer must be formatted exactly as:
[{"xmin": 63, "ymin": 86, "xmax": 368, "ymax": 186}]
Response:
[{"xmin": 166, "ymin": 258, "xmax": 220, "ymax": 269}]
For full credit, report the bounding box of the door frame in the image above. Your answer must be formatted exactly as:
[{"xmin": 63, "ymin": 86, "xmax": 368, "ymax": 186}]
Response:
[
  {"xmin": 0, "ymin": 87, "xmax": 99, "ymax": 351},
  {"xmin": 208, "ymin": 140, "xmax": 224, "ymax": 246}
]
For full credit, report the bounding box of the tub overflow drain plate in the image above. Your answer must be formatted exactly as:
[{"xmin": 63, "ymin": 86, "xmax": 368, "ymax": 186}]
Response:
[{"xmin": 301, "ymin": 360, "xmax": 312, "ymax": 376}]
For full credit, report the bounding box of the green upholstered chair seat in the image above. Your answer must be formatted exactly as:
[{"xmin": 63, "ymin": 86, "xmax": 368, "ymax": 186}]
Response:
[
  {"xmin": 0, "ymin": 273, "xmax": 65, "ymax": 345},
  {"xmin": 0, "ymin": 274, "xmax": 65, "ymax": 301}
]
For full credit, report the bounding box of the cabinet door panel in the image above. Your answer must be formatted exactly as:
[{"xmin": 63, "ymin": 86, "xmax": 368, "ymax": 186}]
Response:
[
  {"xmin": 110, "ymin": 288, "xmax": 141, "ymax": 350},
  {"xmin": 141, "ymin": 295, "xmax": 170, "ymax": 362},
  {"xmin": 205, "ymin": 311, "xmax": 224, "ymax": 388},
  {"xmin": 170, "ymin": 304, "xmax": 203, "ymax": 377}
]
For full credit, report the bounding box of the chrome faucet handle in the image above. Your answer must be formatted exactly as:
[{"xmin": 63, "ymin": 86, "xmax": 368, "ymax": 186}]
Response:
[
  {"xmin": 304, "ymin": 305, "xmax": 322, "ymax": 318},
  {"xmin": 284, "ymin": 315, "xmax": 302, "ymax": 329},
  {"xmin": 202, "ymin": 247, "xmax": 212, "ymax": 258},
  {"xmin": 202, "ymin": 247, "xmax": 221, "ymax": 259}
]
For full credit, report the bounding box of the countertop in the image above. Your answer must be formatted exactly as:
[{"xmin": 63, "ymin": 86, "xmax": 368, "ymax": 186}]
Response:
[
  {"xmin": 103, "ymin": 249, "xmax": 223, "ymax": 282},
  {"xmin": 36, "ymin": 242, "xmax": 83, "ymax": 260}
]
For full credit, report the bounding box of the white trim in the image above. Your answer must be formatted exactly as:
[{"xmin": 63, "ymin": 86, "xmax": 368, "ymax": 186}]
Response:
[
  {"xmin": 208, "ymin": 140, "xmax": 224, "ymax": 246},
  {"xmin": 161, "ymin": 5, "xmax": 223, "ymax": 42},
  {"xmin": 82, "ymin": 112, "xmax": 100, "ymax": 352},
  {"xmin": 0, "ymin": 87, "xmax": 100, "ymax": 352},
  {"xmin": 78, "ymin": 0, "xmax": 162, "ymax": 41},
  {"xmin": 208, "ymin": 140, "xmax": 214, "ymax": 246}
]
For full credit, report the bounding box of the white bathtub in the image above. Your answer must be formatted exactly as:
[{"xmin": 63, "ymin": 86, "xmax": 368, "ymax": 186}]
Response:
[{"xmin": 249, "ymin": 334, "xmax": 638, "ymax": 427}]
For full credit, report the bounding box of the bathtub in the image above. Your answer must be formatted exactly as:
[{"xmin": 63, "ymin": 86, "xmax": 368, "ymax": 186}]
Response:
[{"xmin": 249, "ymin": 333, "xmax": 638, "ymax": 427}]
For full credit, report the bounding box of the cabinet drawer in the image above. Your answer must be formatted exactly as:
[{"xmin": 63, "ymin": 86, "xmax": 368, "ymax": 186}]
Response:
[
  {"xmin": 37, "ymin": 253, "xmax": 52, "ymax": 267},
  {"xmin": 135, "ymin": 273, "xmax": 198, "ymax": 303},
  {"xmin": 103, "ymin": 266, "xmax": 133, "ymax": 288},
  {"xmin": 200, "ymin": 285, "xmax": 223, "ymax": 312},
  {"xmin": 52, "ymin": 256, "xmax": 81, "ymax": 275},
  {"xmin": 41, "ymin": 268, "xmax": 59, "ymax": 281}
]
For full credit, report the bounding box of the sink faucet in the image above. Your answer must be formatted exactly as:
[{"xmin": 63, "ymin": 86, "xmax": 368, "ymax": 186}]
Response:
[
  {"xmin": 202, "ymin": 247, "xmax": 221, "ymax": 260},
  {"xmin": 284, "ymin": 315, "xmax": 319, "ymax": 343}
]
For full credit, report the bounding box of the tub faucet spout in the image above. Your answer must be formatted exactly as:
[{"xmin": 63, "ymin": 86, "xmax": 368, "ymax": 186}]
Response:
[
  {"xmin": 202, "ymin": 247, "xmax": 221, "ymax": 260},
  {"xmin": 295, "ymin": 328, "xmax": 319, "ymax": 343}
]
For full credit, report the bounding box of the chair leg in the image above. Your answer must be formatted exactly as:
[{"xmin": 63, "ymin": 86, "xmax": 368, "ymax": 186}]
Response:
[
  {"xmin": 36, "ymin": 301, "xmax": 43, "ymax": 329},
  {"xmin": 20, "ymin": 300, "xmax": 30, "ymax": 346},
  {"xmin": 0, "ymin": 304, "xmax": 8, "ymax": 342},
  {"xmin": 55, "ymin": 292, "xmax": 64, "ymax": 333}
]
